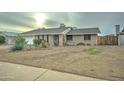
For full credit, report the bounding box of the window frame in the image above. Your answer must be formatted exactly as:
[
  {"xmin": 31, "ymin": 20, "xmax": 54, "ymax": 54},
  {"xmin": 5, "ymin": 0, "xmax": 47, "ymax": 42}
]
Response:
[
  {"xmin": 47, "ymin": 35, "xmax": 49, "ymax": 42},
  {"xmin": 66, "ymin": 35, "xmax": 73, "ymax": 41},
  {"xmin": 84, "ymin": 34, "xmax": 91, "ymax": 40}
]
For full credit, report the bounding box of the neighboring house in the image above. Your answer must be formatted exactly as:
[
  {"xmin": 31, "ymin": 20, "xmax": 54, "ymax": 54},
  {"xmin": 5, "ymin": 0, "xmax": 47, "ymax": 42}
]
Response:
[
  {"xmin": 115, "ymin": 25, "xmax": 124, "ymax": 46},
  {"xmin": 22, "ymin": 25, "xmax": 100, "ymax": 46},
  {"xmin": 0, "ymin": 31, "xmax": 19, "ymax": 44},
  {"xmin": 118, "ymin": 29, "xmax": 124, "ymax": 46}
]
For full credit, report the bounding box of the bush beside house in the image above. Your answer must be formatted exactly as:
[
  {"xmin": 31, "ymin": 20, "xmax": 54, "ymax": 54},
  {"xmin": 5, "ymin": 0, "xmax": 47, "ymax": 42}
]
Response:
[
  {"xmin": 0, "ymin": 35, "xmax": 5, "ymax": 44},
  {"xmin": 33, "ymin": 39, "xmax": 42, "ymax": 47},
  {"xmin": 33, "ymin": 39, "xmax": 49, "ymax": 48},
  {"xmin": 11, "ymin": 35, "xmax": 28, "ymax": 51}
]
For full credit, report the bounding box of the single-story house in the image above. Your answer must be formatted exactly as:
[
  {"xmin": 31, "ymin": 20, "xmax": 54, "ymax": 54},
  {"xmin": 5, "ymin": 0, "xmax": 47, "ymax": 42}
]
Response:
[
  {"xmin": 118, "ymin": 29, "xmax": 124, "ymax": 46},
  {"xmin": 0, "ymin": 31, "xmax": 19, "ymax": 44},
  {"xmin": 22, "ymin": 25, "xmax": 100, "ymax": 46}
]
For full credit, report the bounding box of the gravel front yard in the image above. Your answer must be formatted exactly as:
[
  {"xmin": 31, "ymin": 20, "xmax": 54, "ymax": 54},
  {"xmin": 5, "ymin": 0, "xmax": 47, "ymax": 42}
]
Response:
[{"xmin": 0, "ymin": 45, "xmax": 124, "ymax": 80}]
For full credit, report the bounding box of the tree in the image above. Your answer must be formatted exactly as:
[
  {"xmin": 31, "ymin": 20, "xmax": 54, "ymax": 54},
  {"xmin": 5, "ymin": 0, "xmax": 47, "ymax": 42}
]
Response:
[{"xmin": 0, "ymin": 35, "xmax": 5, "ymax": 44}]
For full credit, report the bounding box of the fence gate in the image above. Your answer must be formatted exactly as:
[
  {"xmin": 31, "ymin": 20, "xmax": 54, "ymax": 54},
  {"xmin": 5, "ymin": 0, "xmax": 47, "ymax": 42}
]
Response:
[{"xmin": 97, "ymin": 36, "xmax": 118, "ymax": 45}]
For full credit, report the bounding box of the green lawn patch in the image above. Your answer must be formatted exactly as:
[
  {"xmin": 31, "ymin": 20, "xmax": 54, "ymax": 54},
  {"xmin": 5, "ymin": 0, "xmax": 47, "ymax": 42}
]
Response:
[{"xmin": 84, "ymin": 47, "xmax": 101, "ymax": 54}]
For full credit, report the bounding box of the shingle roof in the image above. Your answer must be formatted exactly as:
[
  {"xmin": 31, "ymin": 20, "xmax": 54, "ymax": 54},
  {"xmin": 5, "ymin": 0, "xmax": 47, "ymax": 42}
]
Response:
[
  {"xmin": 22, "ymin": 27, "xmax": 69, "ymax": 36},
  {"xmin": 22, "ymin": 27, "xmax": 100, "ymax": 36},
  {"xmin": 67, "ymin": 27, "xmax": 100, "ymax": 35}
]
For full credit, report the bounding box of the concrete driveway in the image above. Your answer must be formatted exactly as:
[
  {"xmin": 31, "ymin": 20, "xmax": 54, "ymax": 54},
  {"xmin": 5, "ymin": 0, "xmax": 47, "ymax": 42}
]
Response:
[{"xmin": 0, "ymin": 62, "xmax": 101, "ymax": 81}]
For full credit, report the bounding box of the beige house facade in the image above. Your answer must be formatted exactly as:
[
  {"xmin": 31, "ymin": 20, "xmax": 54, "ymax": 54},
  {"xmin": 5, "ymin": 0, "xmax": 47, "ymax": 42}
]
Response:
[
  {"xmin": 66, "ymin": 35, "xmax": 97, "ymax": 46},
  {"xmin": 22, "ymin": 26, "xmax": 100, "ymax": 46}
]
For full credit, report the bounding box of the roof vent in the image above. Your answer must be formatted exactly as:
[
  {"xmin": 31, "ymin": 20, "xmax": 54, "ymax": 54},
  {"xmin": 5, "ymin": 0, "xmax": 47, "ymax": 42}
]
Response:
[
  {"xmin": 59, "ymin": 23, "xmax": 66, "ymax": 28},
  {"xmin": 70, "ymin": 27, "xmax": 77, "ymax": 30},
  {"xmin": 72, "ymin": 27, "xmax": 77, "ymax": 30}
]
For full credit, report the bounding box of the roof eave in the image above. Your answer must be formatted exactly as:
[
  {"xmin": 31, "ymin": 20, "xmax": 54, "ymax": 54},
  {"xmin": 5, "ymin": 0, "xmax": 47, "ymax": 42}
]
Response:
[
  {"xmin": 67, "ymin": 33, "xmax": 98, "ymax": 35},
  {"xmin": 22, "ymin": 33, "xmax": 64, "ymax": 36},
  {"xmin": 119, "ymin": 32, "xmax": 124, "ymax": 35}
]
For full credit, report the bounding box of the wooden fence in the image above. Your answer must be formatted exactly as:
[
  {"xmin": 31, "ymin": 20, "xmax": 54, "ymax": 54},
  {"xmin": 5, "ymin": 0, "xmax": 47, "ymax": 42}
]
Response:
[{"xmin": 97, "ymin": 36, "xmax": 118, "ymax": 45}]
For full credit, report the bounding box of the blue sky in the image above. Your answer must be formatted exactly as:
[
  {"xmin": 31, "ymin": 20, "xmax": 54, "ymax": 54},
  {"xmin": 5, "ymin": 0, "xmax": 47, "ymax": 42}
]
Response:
[{"xmin": 0, "ymin": 12, "xmax": 124, "ymax": 35}]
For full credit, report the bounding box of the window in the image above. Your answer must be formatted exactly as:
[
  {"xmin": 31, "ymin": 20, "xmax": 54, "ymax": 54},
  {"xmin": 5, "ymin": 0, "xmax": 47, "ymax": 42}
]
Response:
[
  {"xmin": 35, "ymin": 35, "xmax": 40, "ymax": 39},
  {"xmin": 84, "ymin": 34, "xmax": 91, "ymax": 40},
  {"xmin": 66, "ymin": 35, "xmax": 73, "ymax": 41},
  {"xmin": 37, "ymin": 35, "xmax": 40, "ymax": 39},
  {"xmin": 47, "ymin": 35, "xmax": 49, "ymax": 42},
  {"xmin": 42, "ymin": 35, "xmax": 44, "ymax": 40}
]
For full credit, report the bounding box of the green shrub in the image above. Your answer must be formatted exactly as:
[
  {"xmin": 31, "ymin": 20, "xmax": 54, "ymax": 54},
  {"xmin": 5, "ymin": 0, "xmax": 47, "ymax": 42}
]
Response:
[
  {"xmin": 33, "ymin": 39, "xmax": 49, "ymax": 48},
  {"xmin": 86, "ymin": 43, "xmax": 91, "ymax": 46},
  {"xmin": 11, "ymin": 45, "xmax": 23, "ymax": 51},
  {"xmin": 77, "ymin": 42, "xmax": 85, "ymax": 46},
  {"xmin": 0, "ymin": 35, "xmax": 5, "ymax": 44},
  {"xmin": 11, "ymin": 35, "xmax": 28, "ymax": 51},
  {"xmin": 33, "ymin": 39, "xmax": 42, "ymax": 47}
]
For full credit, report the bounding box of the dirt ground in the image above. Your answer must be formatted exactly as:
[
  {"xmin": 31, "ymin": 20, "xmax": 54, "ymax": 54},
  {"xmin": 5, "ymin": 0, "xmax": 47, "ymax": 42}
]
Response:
[{"xmin": 0, "ymin": 45, "xmax": 124, "ymax": 80}]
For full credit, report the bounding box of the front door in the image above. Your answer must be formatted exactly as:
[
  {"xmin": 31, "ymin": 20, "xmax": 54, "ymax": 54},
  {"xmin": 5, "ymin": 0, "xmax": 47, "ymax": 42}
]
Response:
[{"xmin": 53, "ymin": 35, "xmax": 59, "ymax": 46}]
